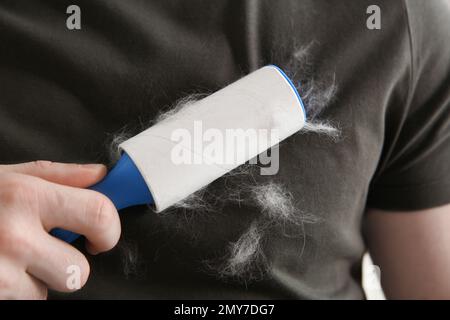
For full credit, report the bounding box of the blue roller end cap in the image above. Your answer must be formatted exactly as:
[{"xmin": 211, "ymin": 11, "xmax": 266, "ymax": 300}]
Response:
[
  {"xmin": 268, "ymin": 64, "xmax": 307, "ymax": 119},
  {"xmin": 50, "ymin": 152, "xmax": 153, "ymax": 243}
]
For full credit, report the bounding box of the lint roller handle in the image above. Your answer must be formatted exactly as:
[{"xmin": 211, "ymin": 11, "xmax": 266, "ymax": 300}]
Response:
[{"xmin": 50, "ymin": 153, "xmax": 153, "ymax": 243}]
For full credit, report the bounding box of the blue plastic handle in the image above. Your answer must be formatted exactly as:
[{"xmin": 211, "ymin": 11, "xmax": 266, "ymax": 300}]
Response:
[{"xmin": 50, "ymin": 153, "xmax": 154, "ymax": 243}]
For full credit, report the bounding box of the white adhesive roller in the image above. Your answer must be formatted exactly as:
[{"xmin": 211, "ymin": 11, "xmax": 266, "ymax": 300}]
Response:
[{"xmin": 120, "ymin": 65, "xmax": 306, "ymax": 212}]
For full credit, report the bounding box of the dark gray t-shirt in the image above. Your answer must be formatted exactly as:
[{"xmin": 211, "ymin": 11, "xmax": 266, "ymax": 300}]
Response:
[{"xmin": 0, "ymin": 0, "xmax": 449, "ymax": 299}]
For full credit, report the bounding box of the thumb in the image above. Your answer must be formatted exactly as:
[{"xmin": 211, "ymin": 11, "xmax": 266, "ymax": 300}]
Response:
[{"xmin": 0, "ymin": 160, "xmax": 107, "ymax": 188}]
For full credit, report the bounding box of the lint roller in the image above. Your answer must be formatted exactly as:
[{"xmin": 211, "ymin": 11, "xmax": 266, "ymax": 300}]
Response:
[{"xmin": 51, "ymin": 65, "xmax": 306, "ymax": 243}]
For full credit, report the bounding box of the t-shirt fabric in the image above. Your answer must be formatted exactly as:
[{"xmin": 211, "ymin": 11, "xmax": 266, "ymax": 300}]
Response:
[{"xmin": 0, "ymin": 0, "xmax": 449, "ymax": 299}]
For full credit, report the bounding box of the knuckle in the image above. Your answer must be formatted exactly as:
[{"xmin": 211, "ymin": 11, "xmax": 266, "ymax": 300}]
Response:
[
  {"xmin": 86, "ymin": 194, "xmax": 116, "ymax": 234},
  {"xmin": 0, "ymin": 275, "xmax": 14, "ymax": 292},
  {"xmin": 0, "ymin": 226, "xmax": 35, "ymax": 258},
  {"xmin": 0, "ymin": 174, "xmax": 29, "ymax": 207},
  {"xmin": 0, "ymin": 229, "xmax": 15, "ymax": 253},
  {"xmin": 32, "ymin": 160, "xmax": 54, "ymax": 170},
  {"xmin": 0, "ymin": 268, "xmax": 20, "ymax": 295}
]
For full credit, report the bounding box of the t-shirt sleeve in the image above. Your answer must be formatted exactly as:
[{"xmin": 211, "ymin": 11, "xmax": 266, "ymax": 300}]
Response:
[{"xmin": 367, "ymin": 0, "xmax": 450, "ymax": 211}]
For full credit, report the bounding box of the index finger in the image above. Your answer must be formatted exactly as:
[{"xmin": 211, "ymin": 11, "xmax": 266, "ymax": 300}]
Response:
[{"xmin": 32, "ymin": 177, "xmax": 121, "ymax": 254}]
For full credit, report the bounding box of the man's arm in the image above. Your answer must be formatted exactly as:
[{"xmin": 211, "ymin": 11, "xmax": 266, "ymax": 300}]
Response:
[{"xmin": 365, "ymin": 204, "xmax": 450, "ymax": 299}]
